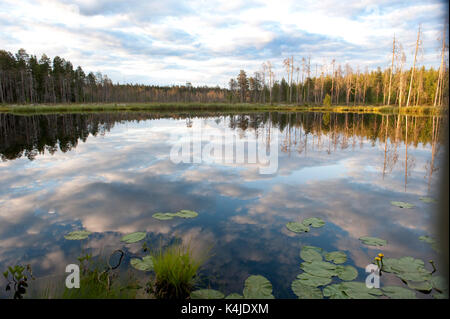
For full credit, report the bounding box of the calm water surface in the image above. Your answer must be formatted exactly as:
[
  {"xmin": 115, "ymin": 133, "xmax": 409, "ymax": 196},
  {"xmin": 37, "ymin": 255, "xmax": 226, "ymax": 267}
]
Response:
[{"xmin": 0, "ymin": 112, "xmax": 445, "ymax": 298}]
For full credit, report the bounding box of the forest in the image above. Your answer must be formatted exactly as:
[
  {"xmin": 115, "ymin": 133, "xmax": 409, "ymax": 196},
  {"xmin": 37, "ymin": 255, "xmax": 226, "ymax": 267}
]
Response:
[{"xmin": 0, "ymin": 28, "xmax": 448, "ymax": 107}]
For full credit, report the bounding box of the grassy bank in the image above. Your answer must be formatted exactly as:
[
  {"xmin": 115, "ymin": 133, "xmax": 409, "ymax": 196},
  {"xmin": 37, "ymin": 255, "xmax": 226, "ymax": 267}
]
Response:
[{"xmin": 0, "ymin": 102, "xmax": 445, "ymax": 116}]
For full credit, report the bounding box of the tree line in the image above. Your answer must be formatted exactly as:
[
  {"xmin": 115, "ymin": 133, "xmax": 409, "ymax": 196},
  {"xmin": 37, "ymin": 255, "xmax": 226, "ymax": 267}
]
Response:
[
  {"xmin": 0, "ymin": 25, "xmax": 447, "ymax": 106},
  {"xmin": 229, "ymin": 26, "xmax": 448, "ymax": 107}
]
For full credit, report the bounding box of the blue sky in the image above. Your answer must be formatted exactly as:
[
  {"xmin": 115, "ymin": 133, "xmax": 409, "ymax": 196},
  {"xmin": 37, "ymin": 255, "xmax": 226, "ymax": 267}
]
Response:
[{"xmin": 0, "ymin": 0, "xmax": 448, "ymax": 87}]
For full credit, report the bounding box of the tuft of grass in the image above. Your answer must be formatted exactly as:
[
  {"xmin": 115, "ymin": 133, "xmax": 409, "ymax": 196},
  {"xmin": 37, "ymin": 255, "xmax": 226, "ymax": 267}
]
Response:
[{"xmin": 151, "ymin": 244, "xmax": 206, "ymax": 299}]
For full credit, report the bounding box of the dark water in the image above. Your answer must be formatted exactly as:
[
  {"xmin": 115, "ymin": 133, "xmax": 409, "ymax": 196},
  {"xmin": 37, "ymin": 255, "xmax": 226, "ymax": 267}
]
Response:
[{"xmin": 0, "ymin": 111, "xmax": 445, "ymax": 298}]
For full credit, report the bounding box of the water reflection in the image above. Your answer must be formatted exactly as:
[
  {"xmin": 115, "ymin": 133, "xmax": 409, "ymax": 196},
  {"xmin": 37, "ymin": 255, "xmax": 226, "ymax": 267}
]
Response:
[{"xmin": 0, "ymin": 112, "xmax": 445, "ymax": 298}]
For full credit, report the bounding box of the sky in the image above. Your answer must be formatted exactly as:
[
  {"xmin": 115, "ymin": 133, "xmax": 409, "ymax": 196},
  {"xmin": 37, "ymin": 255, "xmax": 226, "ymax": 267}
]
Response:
[{"xmin": 0, "ymin": 0, "xmax": 448, "ymax": 87}]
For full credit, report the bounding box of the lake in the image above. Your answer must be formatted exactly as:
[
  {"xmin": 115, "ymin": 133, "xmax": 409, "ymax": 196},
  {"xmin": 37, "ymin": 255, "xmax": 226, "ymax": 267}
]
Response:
[{"xmin": 0, "ymin": 111, "xmax": 445, "ymax": 298}]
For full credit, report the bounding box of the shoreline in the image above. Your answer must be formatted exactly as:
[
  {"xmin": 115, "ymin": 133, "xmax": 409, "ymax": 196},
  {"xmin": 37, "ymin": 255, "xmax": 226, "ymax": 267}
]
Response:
[{"xmin": 0, "ymin": 103, "xmax": 445, "ymax": 116}]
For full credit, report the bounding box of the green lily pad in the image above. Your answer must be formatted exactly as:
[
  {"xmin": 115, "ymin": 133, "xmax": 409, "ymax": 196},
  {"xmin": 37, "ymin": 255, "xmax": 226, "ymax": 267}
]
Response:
[
  {"xmin": 325, "ymin": 251, "xmax": 347, "ymax": 264},
  {"xmin": 120, "ymin": 232, "xmax": 146, "ymax": 244},
  {"xmin": 431, "ymin": 276, "xmax": 448, "ymax": 293},
  {"xmin": 174, "ymin": 210, "xmax": 198, "ymax": 218},
  {"xmin": 190, "ymin": 289, "xmax": 225, "ymax": 299},
  {"xmin": 391, "ymin": 201, "xmax": 415, "ymax": 209},
  {"xmin": 323, "ymin": 284, "xmax": 350, "ymax": 299},
  {"xmin": 286, "ymin": 222, "xmax": 309, "ymax": 233},
  {"xmin": 130, "ymin": 255, "xmax": 154, "ymax": 271},
  {"xmin": 359, "ymin": 236, "xmax": 387, "ymax": 246},
  {"xmin": 300, "ymin": 246, "xmax": 323, "ymax": 262},
  {"xmin": 382, "ymin": 257, "xmax": 431, "ymax": 283},
  {"xmin": 152, "ymin": 212, "xmax": 175, "ymax": 220},
  {"xmin": 64, "ymin": 230, "xmax": 91, "ymax": 240},
  {"xmin": 300, "ymin": 261, "xmax": 337, "ymax": 278},
  {"xmin": 419, "ymin": 197, "xmax": 437, "ymax": 204},
  {"xmin": 243, "ymin": 275, "xmax": 275, "ymax": 299},
  {"xmin": 225, "ymin": 293, "xmax": 244, "ymax": 299},
  {"xmin": 296, "ymin": 272, "xmax": 332, "ymax": 287},
  {"xmin": 433, "ymin": 292, "xmax": 449, "ymax": 299},
  {"xmin": 340, "ymin": 282, "xmax": 383, "ymax": 299},
  {"xmin": 336, "ymin": 265, "xmax": 358, "ymax": 281},
  {"xmin": 302, "ymin": 217, "xmax": 325, "ymax": 228},
  {"xmin": 419, "ymin": 235, "xmax": 435, "ymax": 244},
  {"xmin": 406, "ymin": 280, "xmax": 432, "ymax": 292},
  {"xmin": 291, "ymin": 280, "xmax": 323, "ymax": 299},
  {"xmin": 382, "ymin": 286, "xmax": 417, "ymax": 299}
]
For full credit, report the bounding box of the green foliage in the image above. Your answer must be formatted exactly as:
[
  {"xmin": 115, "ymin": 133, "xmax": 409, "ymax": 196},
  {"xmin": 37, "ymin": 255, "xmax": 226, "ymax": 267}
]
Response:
[
  {"xmin": 359, "ymin": 236, "xmax": 387, "ymax": 246},
  {"xmin": 323, "ymin": 94, "xmax": 332, "ymax": 106},
  {"xmin": 64, "ymin": 230, "xmax": 91, "ymax": 240},
  {"xmin": 120, "ymin": 232, "xmax": 147, "ymax": 244},
  {"xmin": 151, "ymin": 244, "xmax": 204, "ymax": 299},
  {"xmin": 3, "ymin": 264, "xmax": 35, "ymax": 299},
  {"xmin": 243, "ymin": 275, "xmax": 275, "ymax": 299}
]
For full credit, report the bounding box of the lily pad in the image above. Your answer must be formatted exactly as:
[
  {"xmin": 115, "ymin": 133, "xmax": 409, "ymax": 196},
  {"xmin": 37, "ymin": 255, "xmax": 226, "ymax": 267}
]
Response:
[
  {"xmin": 419, "ymin": 197, "xmax": 437, "ymax": 204},
  {"xmin": 64, "ymin": 230, "xmax": 91, "ymax": 240},
  {"xmin": 296, "ymin": 272, "xmax": 332, "ymax": 287},
  {"xmin": 174, "ymin": 210, "xmax": 198, "ymax": 218},
  {"xmin": 302, "ymin": 217, "xmax": 325, "ymax": 228},
  {"xmin": 359, "ymin": 236, "xmax": 387, "ymax": 246},
  {"xmin": 382, "ymin": 286, "xmax": 417, "ymax": 299},
  {"xmin": 300, "ymin": 246, "xmax": 323, "ymax": 262},
  {"xmin": 391, "ymin": 201, "xmax": 415, "ymax": 209},
  {"xmin": 325, "ymin": 251, "xmax": 347, "ymax": 264},
  {"xmin": 190, "ymin": 289, "xmax": 225, "ymax": 299},
  {"xmin": 381, "ymin": 257, "xmax": 431, "ymax": 283},
  {"xmin": 120, "ymin": 232, "xmax": 146, "ymax": 244},
  {"xmin": 323, "ymin": 284, "xmax": 350, "ymax": 299},
  {"xmin": 340, "ymin": 282, "xmax": 383, "ymax": 299},
  {"xmin": 286, "ymin": 222, "xmax": 309, "ymax": 233},
  {"xmin": 152, "ymin": 213, "xmax": 175, "ymax": 220},
  {"xmin": 431, "ymin": 276, "xmax": 448, "ymax": 293},
  {"xmin": 336, "ymin": 265, "xmax": 358, "ymax": 281},
  {"xmin": 419, "ymin": 235, "xmax": 435, "ymax": 244},
  {"xmin": 225, "ymin": 293, "xmax": 244, "ymax": 299},
  {"xmin": 291, "ymin": 280, "xmax": 323, "ymax": 299},
  {"xmin": 406, "ymin": 280, "xmax": 432, "ymax": 292},
  {"xmin": 130, "ymin": 256, "xmax": 154, "ymax": 271},
  {"xmin": 300, "ymin": 261, "xmax": 337, "ymax": 278},
  {"xmin": 243, "ymin": 275, "xmax": 275, "ymax": 299}
]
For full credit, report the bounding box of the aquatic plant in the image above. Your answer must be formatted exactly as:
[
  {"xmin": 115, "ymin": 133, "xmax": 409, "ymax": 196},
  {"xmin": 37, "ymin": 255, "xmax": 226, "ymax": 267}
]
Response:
[
  {"xmin": 150, "ymin": 244, "xmax": 205, "ymax": 299},
  {"xmin": 152, "ymin": 210, "xmax": 199, "ymax": 221},
  {"xmin": 121, "ymin": 232, "xmax": 147, "ymax": 244},
  {"xmin": 359, "ymin": 236, "xmax": 387, "ymax": 246},
  {"xmin": 64, "ymin": 230, "xmax": 91, "ymax": 240},
  {"xmin": 3, "ymin": 264, "xmax": 35, "ymax": 299}
]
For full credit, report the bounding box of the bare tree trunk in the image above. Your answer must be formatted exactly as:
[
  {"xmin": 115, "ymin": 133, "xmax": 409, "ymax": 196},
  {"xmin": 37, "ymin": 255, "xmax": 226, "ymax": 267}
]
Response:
[
  {"xmin": 407, "ymin": 25, "xmax": 421, "ymax": 107},
  {"xmin": 388, "ymin": 34, "xmax": 396, "ymax": 105}
]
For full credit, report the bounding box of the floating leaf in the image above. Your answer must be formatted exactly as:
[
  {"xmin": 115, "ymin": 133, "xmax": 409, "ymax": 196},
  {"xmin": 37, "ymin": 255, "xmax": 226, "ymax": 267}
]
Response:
[
  {"xmin": 120, "ymin": 232, "xmax": 146, "ymax": 244},
  {"xmin": 419, "ymin": 235, "xmax": 435, "ymax": 244},
  {"xmin": 291, "ymin": 280, "xmax": 323, "ymax": 299},
  {"xmin": 286, "ymin": 222, "xmax": 309, "ymax": 233},
  {"xmin": 323, "ymin": 284, "xmax": 350, "ymax": 299},
  {"xmin": 381, "ymin": 256, "xmax": 431, "ymax": 283},
  {"xmin": 296, "ymin": 272, "xmax": 332, "ymax": 287},
  {"xmin": 431, "ymin": 276, "xmax": 448, "ymax": 293},
  {"xmin": 243, "ymin": 275, "xmax": 274, "ymax": 299},
  {"xmin": 325, "ymin": 251, "xmax": 347, "ymax": 264},
  {"xmin": 130, "ymin": 256, "xmax": 154, "ymax": 271},
  {"xmin": 433, "ymin": 292, "xmax": 449, "ymax": 299},
  {"xmin": 225, "ymin": 293, "xmax": 243, "ymax": 299},
  {"xmin": 64, "ymin": 230, "xmax": 91, "ymax": 240},
  {"xmin": 300, "ymin": 246, "xmax": 323, "ymax": 262},
  {"xmin": 174, "ymin": 210, "xmax": 198, "ymax": 218},
  {"xmin": 359, "ymin": 236, "xmax": 387, "ymax": 246},
  {"xmin": 382, "ymin": 286, "xmax": 417, "ymax": 299},
  {"xmin": 419, "ymin": 197, "xmax": 437, "ymax": 204},
  {"xmin": 190, "ymin": 289, "xmax": 224, "ymax": 299},
  {"xmin": 300, "ymin": 261, "xmax": 337, "ymax": 278},
  {"xmin": 340, "ymin": 282, "xmax": 383, "ymax": 299},
  {"xmin": 390, "ymin": 201, "xmax": 415, "ymax": 209},
  {"xmin": 336, "ymin": 265, "xmax": 358, "ymax": 281},
  {"xmin": 406, "ymin": 280, "xmax": 432, "ymax": 292},
  {"xmin": 302, "ymin": 217, "xmax": 325, "ymax": 228},
  {"xmin": 152, "ymin": 213, "xmax": 175, "ymax": 220}
]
